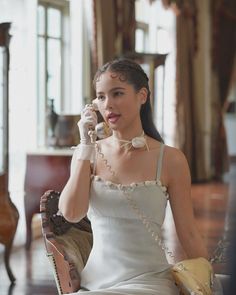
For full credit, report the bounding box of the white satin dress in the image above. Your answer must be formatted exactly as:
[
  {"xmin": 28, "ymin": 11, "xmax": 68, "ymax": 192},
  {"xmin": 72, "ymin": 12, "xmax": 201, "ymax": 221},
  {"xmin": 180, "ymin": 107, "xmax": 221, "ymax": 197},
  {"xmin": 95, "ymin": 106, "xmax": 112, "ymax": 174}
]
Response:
[{"xmin": 72, "ymin": 143, "xmax": 179, "ymax": 295}]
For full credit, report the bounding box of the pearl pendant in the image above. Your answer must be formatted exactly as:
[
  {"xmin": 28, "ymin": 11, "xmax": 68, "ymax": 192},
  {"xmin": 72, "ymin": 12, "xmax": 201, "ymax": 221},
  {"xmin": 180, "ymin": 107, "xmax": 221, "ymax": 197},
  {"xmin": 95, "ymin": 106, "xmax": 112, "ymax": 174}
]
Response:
[
  {"xmin": 113, "ymin": 131, "xmax": 149, "ymax": 151},
  {"xmin": 131, "ymin": 136, "xmax": 147, "ymax": 148}
]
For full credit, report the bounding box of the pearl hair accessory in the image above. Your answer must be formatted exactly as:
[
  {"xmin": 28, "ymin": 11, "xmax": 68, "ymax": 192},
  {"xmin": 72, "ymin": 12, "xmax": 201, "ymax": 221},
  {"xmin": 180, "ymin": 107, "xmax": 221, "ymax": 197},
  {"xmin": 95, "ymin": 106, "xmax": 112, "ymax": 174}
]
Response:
[{"xmin": 113, "ymin": 131, "xmax": 149, "ymax": 151}]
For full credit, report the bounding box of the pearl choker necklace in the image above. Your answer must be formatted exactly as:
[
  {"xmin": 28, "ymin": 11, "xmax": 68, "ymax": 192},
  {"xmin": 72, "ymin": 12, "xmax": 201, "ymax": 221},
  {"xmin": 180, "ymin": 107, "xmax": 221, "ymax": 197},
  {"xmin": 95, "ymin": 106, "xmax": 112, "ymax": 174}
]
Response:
[{"xmin": 113, "ymin": 131, "xmax": 149, "ymax": 151}]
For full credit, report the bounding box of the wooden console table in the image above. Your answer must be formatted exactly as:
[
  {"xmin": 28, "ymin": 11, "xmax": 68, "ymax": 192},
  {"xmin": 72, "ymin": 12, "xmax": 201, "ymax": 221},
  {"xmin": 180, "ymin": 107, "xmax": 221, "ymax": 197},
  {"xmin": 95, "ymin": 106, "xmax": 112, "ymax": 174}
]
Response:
[
  {"xmin": 24, "ymin": 148, "xmax": 73, "ymax": 250},
  {"xmin": 0, "ymin": 22, "xmax": 19, "ymax": 282}
]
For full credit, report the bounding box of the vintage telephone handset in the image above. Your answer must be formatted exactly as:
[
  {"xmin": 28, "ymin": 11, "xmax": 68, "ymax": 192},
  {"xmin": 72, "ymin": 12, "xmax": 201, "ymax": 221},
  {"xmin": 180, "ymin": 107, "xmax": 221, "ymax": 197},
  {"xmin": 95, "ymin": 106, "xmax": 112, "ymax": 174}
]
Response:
[{"xmin": 88, "ymin": 99, "xmax": 112, "ymax": 141}]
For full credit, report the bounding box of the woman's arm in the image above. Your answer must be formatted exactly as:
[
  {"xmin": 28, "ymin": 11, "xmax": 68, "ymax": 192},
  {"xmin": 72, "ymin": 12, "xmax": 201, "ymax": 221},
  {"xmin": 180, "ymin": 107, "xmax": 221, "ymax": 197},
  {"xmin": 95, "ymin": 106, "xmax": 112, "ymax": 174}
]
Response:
[
  {"xmin": 166, "ymin": 147, "xmax": 209, "ymax": 259},
  {"xmin": 58, "ymin": 104, "xmax": 97, "ymax": 223},
  {"xmin": 58, "ymin": 152, "xmax": 91, "ymax": 223}
]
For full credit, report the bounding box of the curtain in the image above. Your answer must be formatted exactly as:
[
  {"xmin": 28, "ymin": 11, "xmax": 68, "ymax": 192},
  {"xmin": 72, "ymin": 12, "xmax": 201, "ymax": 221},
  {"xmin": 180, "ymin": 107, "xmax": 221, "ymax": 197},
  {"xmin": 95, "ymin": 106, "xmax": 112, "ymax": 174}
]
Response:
[
  {"xmin": 210, "ymin": 0, "xmax": 236, "ymax": 179},
  {"xmin": 162, "ymin": 0, "xmax": 210, "ymax": 181},
  {"xmin": 92, "ymin": 0, "xmax": 116, "ymax": 70},
  {"xmin": 92, "ymin": 0, "xmax": 135, "ymax": 70},
  {"xmin": 175, "ymin": 3, "xmax": 201, "ymax": 181},
  {"xmin": 175, "ymin": 2, "xmax": 215, "ymax": 182},
  {"xmin": 162, "ymin": 0, "xmax": 236, "ymax": 181}
]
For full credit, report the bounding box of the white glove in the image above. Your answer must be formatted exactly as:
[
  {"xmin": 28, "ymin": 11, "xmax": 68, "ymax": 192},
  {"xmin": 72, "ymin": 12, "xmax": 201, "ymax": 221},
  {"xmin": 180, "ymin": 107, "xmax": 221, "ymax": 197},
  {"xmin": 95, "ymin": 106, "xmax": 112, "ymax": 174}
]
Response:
[
  {"xmin": 73, "ymin": 104, "xmax": 97, "ymax": 161},
  {"xmin": 78, "ymin": 104, "xmax": 98, "ymax": 145}
]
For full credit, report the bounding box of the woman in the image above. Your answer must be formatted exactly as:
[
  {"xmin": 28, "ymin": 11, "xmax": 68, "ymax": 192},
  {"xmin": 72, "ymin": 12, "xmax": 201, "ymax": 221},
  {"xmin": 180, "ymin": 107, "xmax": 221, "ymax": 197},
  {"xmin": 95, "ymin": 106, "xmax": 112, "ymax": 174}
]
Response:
[{"xmin": 58, "ymin": 58, "xmax": 213, "ymax": 294}]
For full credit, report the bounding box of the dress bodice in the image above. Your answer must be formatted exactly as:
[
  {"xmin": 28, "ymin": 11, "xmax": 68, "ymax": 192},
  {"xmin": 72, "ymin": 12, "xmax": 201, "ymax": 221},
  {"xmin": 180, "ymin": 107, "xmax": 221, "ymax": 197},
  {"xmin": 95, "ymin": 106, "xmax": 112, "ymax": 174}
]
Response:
[
  {"xmin": 88, "ymin": 175, "xmax": 169, "ymax": 224},
  {"xmin": 80, "ymin": 144, "xmax": 172, "ymax": 290}
]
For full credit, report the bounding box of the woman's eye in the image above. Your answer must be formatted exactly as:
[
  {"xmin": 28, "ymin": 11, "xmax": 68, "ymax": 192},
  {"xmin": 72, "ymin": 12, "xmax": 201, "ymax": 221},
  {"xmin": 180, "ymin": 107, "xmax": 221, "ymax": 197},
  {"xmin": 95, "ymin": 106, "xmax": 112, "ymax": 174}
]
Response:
[
  {"xmin": 113, "ymin": 91, "xmax": 123, "ymax": 97},
  {"xmin": 97, "ymin": 95, "xmax": 105, "ymax": 101}
]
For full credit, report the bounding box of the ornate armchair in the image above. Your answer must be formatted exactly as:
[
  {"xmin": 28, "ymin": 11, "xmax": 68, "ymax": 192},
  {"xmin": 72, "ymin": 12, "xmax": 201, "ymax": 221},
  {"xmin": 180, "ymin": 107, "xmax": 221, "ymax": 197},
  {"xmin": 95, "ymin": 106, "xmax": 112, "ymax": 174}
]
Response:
[
  {"xmin": 40, "ymin": 190, "xmax": 92, "ymax": 294},
  {"xmin": 40, "ymin": 190, "xmax": 231, "ymax": 295}
]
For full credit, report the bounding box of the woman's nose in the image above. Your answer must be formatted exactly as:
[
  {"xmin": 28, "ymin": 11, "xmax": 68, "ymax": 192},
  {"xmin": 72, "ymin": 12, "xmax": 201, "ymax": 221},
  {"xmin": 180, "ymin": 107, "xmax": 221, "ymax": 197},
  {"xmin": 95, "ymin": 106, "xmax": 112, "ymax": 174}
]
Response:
[{"xmin": 104, "ymin": 96, "xmax": 113, "ymax": 110}]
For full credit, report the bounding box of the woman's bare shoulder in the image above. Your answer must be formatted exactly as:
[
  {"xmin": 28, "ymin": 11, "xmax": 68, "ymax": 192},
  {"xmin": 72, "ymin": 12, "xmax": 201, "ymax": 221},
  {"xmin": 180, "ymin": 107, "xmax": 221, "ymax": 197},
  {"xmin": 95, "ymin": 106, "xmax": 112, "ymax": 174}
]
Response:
[
  {"xmin": 164, "ymin": 144, "xmax": 187, "ymax": 164},
  {"xmin": 163, "ymin": 144, "xmax": 191, "ymax": 182}
]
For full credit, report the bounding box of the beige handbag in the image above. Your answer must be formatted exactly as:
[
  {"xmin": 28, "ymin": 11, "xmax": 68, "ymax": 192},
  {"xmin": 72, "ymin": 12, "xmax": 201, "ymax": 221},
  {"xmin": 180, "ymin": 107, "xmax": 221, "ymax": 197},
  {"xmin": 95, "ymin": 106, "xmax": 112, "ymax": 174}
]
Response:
[
  {"xmin": 171, "ymin": 257, "xmax": 213, "ymax": 295},
  {"xmin": 94, "ymin": 143, "xmax": 214, "ymax": 295}
]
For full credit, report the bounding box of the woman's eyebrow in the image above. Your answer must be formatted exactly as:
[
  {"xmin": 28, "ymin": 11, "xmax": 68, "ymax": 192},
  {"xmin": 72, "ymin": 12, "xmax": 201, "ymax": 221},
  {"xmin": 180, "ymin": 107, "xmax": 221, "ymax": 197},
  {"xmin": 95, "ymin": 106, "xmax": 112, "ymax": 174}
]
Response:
[
  {"xmin": 97, "ymin": 87, "xmax": 126, "ymax": 95},
  {"xmin": 110, "ymin": 87, "xmax": 126, "ymax": 91}
]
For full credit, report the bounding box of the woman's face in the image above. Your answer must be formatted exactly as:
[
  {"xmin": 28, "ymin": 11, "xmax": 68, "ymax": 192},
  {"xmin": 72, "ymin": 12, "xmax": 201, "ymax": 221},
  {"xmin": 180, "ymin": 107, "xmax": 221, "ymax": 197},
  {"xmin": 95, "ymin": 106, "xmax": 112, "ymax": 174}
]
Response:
[{"xmin": 95, "ymin": 71, "xmax": 147, "ymax": 131}]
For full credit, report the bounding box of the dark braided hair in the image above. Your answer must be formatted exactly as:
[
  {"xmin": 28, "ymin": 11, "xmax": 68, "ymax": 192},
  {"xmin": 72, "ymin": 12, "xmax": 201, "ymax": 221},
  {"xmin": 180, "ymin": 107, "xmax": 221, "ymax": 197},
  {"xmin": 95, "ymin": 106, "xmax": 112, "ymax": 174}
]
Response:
[{"xmin": 93, "ymin": 58, "xmax": 164, "ymax": 143}]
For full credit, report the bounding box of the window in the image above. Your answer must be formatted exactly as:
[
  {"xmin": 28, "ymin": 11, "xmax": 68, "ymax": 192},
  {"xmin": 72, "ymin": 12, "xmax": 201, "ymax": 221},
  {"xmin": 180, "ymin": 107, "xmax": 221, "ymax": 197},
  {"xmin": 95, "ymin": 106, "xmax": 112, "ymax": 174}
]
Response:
[
  {"xmin": 135, "ymin": 0, "xmax": 176, "ymax": 146},
  {"xmin": 37, "ymin": 0, "xmax": 70, "ymax": 146},
  {"xmin": 135, "ymin": 0, "xmax": 150, "ymax": 53},
  {"xmin": 135, "ymin": 22, "xmax": 149, "ymax": 52}
]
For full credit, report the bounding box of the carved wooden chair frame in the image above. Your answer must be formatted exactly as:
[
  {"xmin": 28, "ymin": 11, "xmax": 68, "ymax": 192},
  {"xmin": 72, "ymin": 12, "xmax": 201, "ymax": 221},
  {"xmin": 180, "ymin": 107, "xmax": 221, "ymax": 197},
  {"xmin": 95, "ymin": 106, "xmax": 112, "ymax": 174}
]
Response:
[{"xmin": 40, "ymin": 190, "xmax": 92, "ymax": 294}]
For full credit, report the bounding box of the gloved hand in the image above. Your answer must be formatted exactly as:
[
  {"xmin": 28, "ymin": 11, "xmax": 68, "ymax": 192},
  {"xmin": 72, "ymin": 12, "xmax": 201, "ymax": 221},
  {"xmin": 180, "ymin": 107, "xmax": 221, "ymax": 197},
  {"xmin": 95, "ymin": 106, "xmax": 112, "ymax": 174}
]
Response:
[
  {"xmin": 73, "ymin": 104, "xmax": 97, "ymax": 162},
  {"xmin": 78, "ymin": 104, "xmax": 98, "ymax": 145}
]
